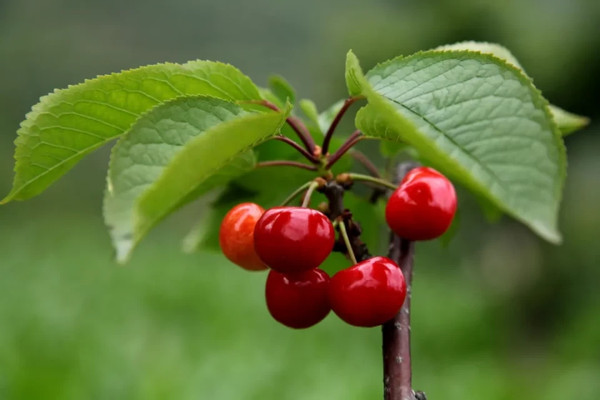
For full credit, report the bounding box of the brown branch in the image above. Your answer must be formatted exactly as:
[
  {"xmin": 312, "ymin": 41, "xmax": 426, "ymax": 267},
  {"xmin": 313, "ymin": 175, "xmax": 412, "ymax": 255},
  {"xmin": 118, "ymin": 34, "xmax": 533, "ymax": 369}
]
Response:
[
  {"xmin": 383, "ymin": 235, "xmax": 415, "ymax": 400},
  {"xmin": 382, "ymin": 161, "xmax": 424, "ymax": 400}
]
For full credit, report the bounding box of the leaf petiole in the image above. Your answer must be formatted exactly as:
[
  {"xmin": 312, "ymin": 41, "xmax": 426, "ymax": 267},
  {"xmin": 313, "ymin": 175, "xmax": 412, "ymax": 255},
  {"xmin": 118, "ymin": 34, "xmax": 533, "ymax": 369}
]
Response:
[
  {"xmin": 242, "ymin": 99, "xmax": 316, "ymax": 154},
  {"xmin": 272, "ymin": 135, "xmax": 320, "ymax": 163},
  {"xmin": 325, "ymin": 130, "xmax": 364, "ymax": 169},
  {"xmin": 256, "ymin": 160, "xmax": 318, "ymax": 171},
  {"xmin": 322, "ymin": 96, "xmax": 364, "ymax": 155}
]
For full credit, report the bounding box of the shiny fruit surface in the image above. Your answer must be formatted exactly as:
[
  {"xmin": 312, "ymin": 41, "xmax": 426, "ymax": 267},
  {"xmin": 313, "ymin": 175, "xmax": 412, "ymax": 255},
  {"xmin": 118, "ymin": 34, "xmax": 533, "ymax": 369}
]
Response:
[
  {"xmin": 219, "ymin": 203, "xmax": 267, "ymax": 271},
  {"xmin": 265, "ymin": 269, "xmax": 331, "ymax": 329},
  {"xmin": 385, "ymin": 167, "xmax": 457, "ymax": 241},
  {"xmin": 254, "ymin": 207, "xmax": 335, "ymax": 273},
  {"xmin": 329, "ymin": 256, "xmax": 406, "ymax": 327}
]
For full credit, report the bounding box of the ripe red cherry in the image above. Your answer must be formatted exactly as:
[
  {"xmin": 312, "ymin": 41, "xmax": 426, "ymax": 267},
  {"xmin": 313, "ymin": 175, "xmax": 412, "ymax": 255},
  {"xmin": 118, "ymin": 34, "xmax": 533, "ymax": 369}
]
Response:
[
  {"xmin": 265, "ymin": 269, "xmax": 331, "ymax": 329},
  {"xmin": 385, "ymin": 167, "xmax": 457, "ymax": 241},
  {"xmin": 329, "ymin": 256, "xmax": 406, "ymax": 327},
  {"xmin": 219, "ymin": 203, "xmax": 268, "ymax": 271},
  {"xmin": 254, "ymin": 207, "xmax": 335, "ymax": 274}
]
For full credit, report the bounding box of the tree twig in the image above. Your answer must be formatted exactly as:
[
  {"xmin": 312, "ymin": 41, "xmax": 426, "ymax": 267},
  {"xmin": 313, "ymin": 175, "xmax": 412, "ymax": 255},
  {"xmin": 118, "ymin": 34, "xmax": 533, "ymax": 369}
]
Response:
[{"xmin": 382, "ymin": 161, "xmax": 423, "ymax": 400}]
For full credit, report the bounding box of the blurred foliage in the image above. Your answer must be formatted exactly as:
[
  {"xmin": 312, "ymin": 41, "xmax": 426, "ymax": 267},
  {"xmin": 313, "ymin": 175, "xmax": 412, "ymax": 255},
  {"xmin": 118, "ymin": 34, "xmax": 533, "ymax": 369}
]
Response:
[{"xmin": 0, "ymin": 0, "xmax": 599, "ymax": 399}]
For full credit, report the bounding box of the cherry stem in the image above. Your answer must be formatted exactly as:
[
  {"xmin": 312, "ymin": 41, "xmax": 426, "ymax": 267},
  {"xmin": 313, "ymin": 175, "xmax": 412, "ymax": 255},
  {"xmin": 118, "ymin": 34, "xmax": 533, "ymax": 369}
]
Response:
[
  {"xmin": 322, "ymin": 96, "xmax": 362, "ymax": 156},
  {"xmin": 347, "ymin": 173, "xmax": 397, "ymax": 191},
  {"xmin": 301, "ymin": 180, "xmax": 320, "ymax": 208},
  {"xmin": 337, "ymin": 218, "xmax": 358, "ymax": 265},
  {"xmin": 281, "ymin": 181, "xmax": 313, "ymax": 206},
  {"xmin": 244, "ymin": 99, "xmax": 316, "ymax": 154},
  {"xmin": 272, "ymin": 135, "xmax": 320, "ymax": 164},
  {"xmin": 325, "ymin": 130, "xmax": 364, "ymax": 169},
  {"xmin": 349, "ymin": 150, "xmax": 381, "ymax": 178},
  {"xmin": 256, "ymin": 160, "xmax": 318, "ymax": 172}
]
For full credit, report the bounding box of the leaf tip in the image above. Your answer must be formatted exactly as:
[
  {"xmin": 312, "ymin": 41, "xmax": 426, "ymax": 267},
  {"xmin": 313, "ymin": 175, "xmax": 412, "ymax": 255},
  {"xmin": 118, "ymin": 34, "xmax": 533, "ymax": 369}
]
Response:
[
  {"xmin": 114, "ymin": 238, "xmax": 134, "ymax": 264},
  {"xmin": 345, "ymin": 50, "xmax": 364, "ymax": 96}
]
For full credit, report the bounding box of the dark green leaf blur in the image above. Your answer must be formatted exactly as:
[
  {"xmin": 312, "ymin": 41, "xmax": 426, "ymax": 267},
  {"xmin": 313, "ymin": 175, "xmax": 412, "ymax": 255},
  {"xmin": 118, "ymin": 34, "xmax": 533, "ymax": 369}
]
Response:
[{"xmin": 1, "ymin": 0, "xmax": 598, "ymax": 399}]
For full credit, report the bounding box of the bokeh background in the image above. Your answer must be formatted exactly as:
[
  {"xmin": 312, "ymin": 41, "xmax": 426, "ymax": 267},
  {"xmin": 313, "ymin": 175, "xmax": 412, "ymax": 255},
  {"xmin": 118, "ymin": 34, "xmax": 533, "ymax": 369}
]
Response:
[{"xmin": 1, "ymin": 0, "xmax": 599, "ymax": 399}]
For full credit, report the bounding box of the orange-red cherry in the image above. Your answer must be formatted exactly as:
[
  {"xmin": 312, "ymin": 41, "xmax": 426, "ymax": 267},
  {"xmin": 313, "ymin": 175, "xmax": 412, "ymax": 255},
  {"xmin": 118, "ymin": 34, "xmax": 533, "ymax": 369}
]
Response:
[
  {"xmin": 219, "ymin": 203, "xmax": 268, "ymax": 271},
  {"xmin": 254, "ymin": 207, "xmax": 335, "ymax": 274},
  {"xmin": 385, "ymin": 167, "xmax": 457, "ymax": 241},
  {"xmin": 329, "ymin": 256, "xmax": 407, "ymax": 327},
  {"xmin": 265, "ymin": 269, "xmax": 331, "ymax": 329}
]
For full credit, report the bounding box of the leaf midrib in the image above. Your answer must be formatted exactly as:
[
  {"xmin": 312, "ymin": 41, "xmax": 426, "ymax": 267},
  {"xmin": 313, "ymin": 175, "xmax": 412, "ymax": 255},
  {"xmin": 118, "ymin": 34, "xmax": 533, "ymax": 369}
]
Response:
[{"xmin": 385, "ymin": 96, "xmax": 511, "ymax": 196}]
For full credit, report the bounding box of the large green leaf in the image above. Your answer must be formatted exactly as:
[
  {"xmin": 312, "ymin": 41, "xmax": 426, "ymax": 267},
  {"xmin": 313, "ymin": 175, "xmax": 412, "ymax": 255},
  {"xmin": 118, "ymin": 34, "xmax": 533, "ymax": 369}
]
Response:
[
  {"xmin": 103, "ymin": 96, "xmax": 289, "ymax": 263},
  {"xmin": 346, "ymin": 50, "xmax": 566, "ymax": 243},
  {"xmin": 434, "ymin": 41, "xmax": 589, "ymax": 135},
  {"xmin": 2, "ymin": 61, "xmax": 261, "ymax": 204}
]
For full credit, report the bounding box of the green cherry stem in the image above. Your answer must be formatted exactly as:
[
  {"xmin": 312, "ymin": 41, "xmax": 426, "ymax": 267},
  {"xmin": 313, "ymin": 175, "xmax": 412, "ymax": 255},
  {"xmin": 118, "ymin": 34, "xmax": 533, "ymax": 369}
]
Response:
[
  {"xmin": 337, "ymin": 218, "xmax": 358, "ymax": 265},
  {"xmin": 301, "ymin": 180, "xmax": 321, "ymax": 208},
  {"xmin": 281, "ymin": 181, "xmax": 314, "ymax": 206},
  {"xmin": 347, "ymin": 173, "xmax": 397, "ymax": 191}
]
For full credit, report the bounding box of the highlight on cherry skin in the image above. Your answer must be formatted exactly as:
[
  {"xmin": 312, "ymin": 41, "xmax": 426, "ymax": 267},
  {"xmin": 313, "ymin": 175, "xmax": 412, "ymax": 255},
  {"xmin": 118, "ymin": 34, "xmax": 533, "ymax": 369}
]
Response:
[
  {"xmin": 253, "ymin": 206, "xmax": 335, "ymax": 274},
  {"xmin": 265, "ymin": 268, "xmax": 331, "ymax": 329},
  {"xmin": 219, "ymin": 202, "xmax": 268, "ymax": 271},
  {"xmin": 329, "ymin": 256, "xmax": 407, "ymax": 328},
  {"xmin": 385, "ymin": 166, "xmax": 457, "ymax": 241}
]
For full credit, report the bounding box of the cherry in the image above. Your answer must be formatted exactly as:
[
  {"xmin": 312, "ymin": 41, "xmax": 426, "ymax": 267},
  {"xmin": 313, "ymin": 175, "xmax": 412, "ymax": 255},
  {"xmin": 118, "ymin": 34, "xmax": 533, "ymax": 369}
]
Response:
[
  {"xmin": 254, "ymin": 207, "xmax": 335, "ymax": 274},
  {"xmin": 385, "ymin": 166, "xmax": 457, "ymax": 241},
  {"xmin": 265, "ymin": 269, "xmax": 331, "ymax": 329},
  {"xmin": 329, "ymin": 256, "xmax": 406, "ymax": 327},
  {"xmin": 219, "ymin": 203, "xmax": 268, "ymax": 271}
]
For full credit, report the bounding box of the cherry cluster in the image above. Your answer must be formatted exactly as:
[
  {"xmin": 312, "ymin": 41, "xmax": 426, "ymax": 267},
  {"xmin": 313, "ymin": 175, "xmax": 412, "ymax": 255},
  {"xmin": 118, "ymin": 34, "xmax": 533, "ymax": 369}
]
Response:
[{"xmin": 219, "ymin": 167, "xmax": 456, "ymax": 329}]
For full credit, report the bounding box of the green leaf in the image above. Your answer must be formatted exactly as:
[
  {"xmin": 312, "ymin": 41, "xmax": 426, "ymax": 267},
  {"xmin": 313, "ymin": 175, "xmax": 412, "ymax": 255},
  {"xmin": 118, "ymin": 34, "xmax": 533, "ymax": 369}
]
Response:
[
  {"xmin": 345, "ymin": 50, "xmax": 365, "ymax": 97},
  {"xmin": 2, "ymin": 60, "xmax": 261, "ymax": 204},
  {"xmin": 318, "ymin": 99, "xmax": 345, "ymax": 134},
  {"xmin": 548, "ymin": 105, "xmax": 590, "ymax": 136},
  {"xmin": 348, "ymin": 50, "xmax": 566, "ymax": 243},
  {"xmin": 103, "ymin": 96, "xmax": 289, "ymax": 263},
  {"xmin": 268, "ymin": 75, "xmax": 296, "ymax": 105},
  {"xmin": 299, "ymin": 99, "xmax": 322, "ymax": 134},
  {"xmin": 434, "ymin": 41, "xmax": 589, "ymax": 135}
]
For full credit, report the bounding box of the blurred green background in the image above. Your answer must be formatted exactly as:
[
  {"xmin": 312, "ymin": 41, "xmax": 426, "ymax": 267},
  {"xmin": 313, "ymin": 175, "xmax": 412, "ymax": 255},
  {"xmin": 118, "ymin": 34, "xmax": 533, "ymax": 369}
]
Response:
[{"xmin": 1, "ymin": 0, "xmax": 599, "ymax": 399}]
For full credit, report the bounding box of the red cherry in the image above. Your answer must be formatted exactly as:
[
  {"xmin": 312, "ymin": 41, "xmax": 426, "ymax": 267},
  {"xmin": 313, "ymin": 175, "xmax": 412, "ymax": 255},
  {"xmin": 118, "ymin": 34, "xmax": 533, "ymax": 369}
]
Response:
[
  {"xmin": 254, "ymin": 207, "xmax": 335, "ymax": 274},
  {"xmin": 385, "ymin": 167, "xmax": 457, "ymax": 241},
  {"xmin": 265, "ymin": 269, "xmax": 331, "ymax": 329},
  {"xmin": 329, "ymin": 256, "xmax": 406, "ymax": 327},
  {"xmin": 219, "ymin": 203, "xmax": 268, "ymax": 271}
]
